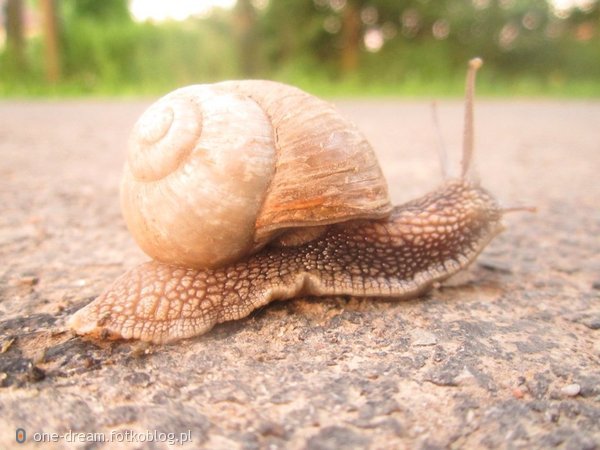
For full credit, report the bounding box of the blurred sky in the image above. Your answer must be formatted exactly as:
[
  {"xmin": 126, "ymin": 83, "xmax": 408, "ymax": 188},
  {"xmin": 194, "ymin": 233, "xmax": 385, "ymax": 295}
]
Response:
[
  {"xmin": 129, "ymin": 0, "xmax": 236, "ymax": 22},
  {"xmin": 129, "ymin": 0, "xmax": 591, "ymax": 22}
]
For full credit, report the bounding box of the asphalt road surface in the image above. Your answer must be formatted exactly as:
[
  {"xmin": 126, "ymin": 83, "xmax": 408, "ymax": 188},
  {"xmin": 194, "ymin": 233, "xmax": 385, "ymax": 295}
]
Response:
[{"xmin": 1, "ymin": 98, "xmax": 599, "ymax": 449}]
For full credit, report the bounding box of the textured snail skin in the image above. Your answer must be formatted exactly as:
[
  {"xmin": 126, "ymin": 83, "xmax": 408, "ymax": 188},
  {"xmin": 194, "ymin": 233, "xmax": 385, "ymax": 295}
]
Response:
[{"xmin": 69, "ymin": 180, "xmax": 504, "ymax": 344}]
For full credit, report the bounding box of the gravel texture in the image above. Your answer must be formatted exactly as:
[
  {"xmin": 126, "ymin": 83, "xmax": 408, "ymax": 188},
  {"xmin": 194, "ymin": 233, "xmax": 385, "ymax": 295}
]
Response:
[{"xmin": 0, "ymin": 99, "xmax": 599, "ymax": 449}]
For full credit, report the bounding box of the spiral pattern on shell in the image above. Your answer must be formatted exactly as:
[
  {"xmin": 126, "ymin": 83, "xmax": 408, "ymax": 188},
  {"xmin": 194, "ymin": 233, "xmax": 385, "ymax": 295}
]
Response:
[{"xmin": 121, "ymin": 80, "xmax": 392, "ymax": 269}]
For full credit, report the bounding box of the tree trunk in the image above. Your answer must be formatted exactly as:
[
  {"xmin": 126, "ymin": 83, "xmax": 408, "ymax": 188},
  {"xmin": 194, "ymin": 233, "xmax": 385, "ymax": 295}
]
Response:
[
  {"xmin": 234, "ymin": 0, "xmax": 259, "ymax": 77},
  {"xmin": 340, "ymin": 2, "xmax": 361, "ymax": 74},
  {"xmin": 5, "ymin": 0, "xmax": 26, "ymax": 71},
  {"xmin": 41, "ymin": 0, "xmax": 61, "ymax": 83}
]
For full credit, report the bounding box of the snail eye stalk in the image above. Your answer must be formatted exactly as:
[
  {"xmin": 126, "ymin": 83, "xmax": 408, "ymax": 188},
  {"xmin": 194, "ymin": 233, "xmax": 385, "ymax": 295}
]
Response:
[{"xmin": 461, "ymin": 57, "xmax": 483, "ymax": 181}]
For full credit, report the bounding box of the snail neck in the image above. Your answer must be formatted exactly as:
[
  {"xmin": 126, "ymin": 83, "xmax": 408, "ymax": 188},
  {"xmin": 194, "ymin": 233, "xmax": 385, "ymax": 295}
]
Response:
[
  {"xmin": 324, "ymin": 179, "xmax": 505, "ymax": 286},
  {"xmin": 391, "ymin": 179, "xmax": 502, "ymax": 231},
  {"xmin": 379, "ymin": 179, "xmax": 504, "ymax": 252}
]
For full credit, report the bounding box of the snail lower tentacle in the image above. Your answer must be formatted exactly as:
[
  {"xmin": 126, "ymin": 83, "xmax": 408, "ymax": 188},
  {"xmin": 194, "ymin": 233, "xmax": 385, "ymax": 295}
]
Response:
[{"xmin": 69, "ymin": 180, "xmax": 503, "ymax": 344}]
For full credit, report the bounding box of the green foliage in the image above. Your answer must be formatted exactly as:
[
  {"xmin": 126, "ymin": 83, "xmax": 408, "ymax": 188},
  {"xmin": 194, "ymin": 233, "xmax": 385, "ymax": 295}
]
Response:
[
  {"xmin": 1, "ymin": 0, "xmax": 599, "ymax": 97},
  {"xmin": 58, "ymin": 19, "xmax": 238, "ymax": 93},
  {"xmin": 63, "ymin": 0, "xmax": 131, "ymax": 23}
]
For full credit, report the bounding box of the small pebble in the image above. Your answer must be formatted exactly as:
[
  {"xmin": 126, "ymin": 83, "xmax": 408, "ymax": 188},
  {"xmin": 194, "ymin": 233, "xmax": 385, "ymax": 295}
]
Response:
[
  {"xmin": 19, "ymin": 276, "xmax": 39, "ymax": 286},
  {"xmin": 0, "ymin": 338, "xmax": 15, "ymax": 353},
  {"xmin": 411, "ymin": 329, "xmax": 437, "ymax": 346},
  {"xmin": 258, "ymin": 421, "xmax": 287, "ymax": 438},
  {"xmin": 478, "ymin": 260, "xmax": 512, "ymax": 274},
  {"xmin": 466, "ymin": 409, "xmax": 476, "ymax": 423},
  {"xmin": 27, "ymin": 364, "xmax": 46, "ymax": 383},
  {"xmin": 512, "ymin": 387, "xmax": 525, "ymax": 399},
  {"xmin": 455, "ymin": 367, "xmax": 477, "ymax": 386},
  {"xmin": 561, "ymin": 383, "xmax": 581, "ymax": 397},
  {"xmin": 545, "ymin": 408, "xmax": 560, "ymax": 423}
]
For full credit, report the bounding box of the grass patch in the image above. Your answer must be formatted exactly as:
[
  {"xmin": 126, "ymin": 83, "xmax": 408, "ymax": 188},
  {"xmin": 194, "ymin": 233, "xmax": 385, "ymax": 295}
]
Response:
[{"xmin": 2, "ymin": 75, "xmax": 600, "ymax": 99}]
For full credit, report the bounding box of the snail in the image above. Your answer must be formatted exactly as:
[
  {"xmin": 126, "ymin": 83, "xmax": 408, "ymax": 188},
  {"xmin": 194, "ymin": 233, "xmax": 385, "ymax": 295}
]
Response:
[{"xmin": 69, "ymin": 58, "xmax": 520, "ymax": 344}]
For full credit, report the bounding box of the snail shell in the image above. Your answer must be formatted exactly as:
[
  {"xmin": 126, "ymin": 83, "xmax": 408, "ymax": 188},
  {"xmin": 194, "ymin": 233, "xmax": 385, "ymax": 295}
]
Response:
[{"xmin": 123, "ymin": 80, "xmax": 392, "ymax": 269}]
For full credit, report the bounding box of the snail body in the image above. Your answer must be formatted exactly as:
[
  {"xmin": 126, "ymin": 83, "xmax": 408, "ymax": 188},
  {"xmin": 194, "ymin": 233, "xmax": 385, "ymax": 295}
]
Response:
[{"xmin": 70, "ymin": 59, "xmax": 510, "ymax": 344}]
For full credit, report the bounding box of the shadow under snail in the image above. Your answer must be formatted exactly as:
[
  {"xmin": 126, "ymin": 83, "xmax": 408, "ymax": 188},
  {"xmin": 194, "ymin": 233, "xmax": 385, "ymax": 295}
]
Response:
[{"xmin": 69, "ymin": 58, "xmax": 525, "ymax": 344}]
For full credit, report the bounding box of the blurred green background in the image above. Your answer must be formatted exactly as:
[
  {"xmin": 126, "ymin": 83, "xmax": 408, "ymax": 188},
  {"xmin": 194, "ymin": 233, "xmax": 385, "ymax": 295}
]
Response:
[{"xmin": 1, "ymin": 0, "xmax": 598, "ymax": 97}]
